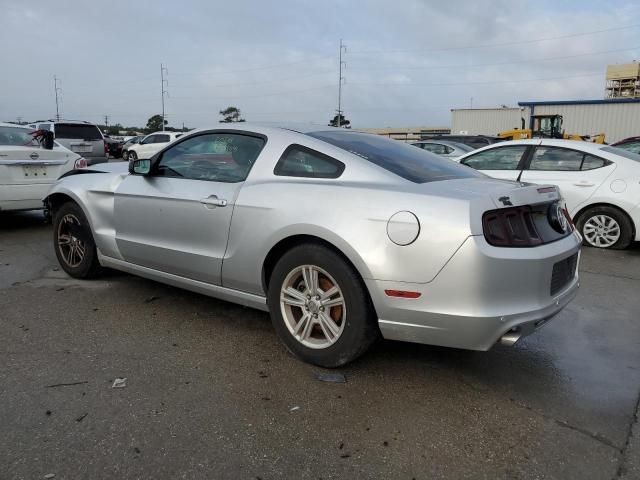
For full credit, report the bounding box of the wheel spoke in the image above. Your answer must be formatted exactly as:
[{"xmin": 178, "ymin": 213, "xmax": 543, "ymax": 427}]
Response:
[
  {"xmin": 320, "ymin": 285, "xmax": 339, "ymax": 301},
  {"xmin": 281, "ymin": 287, "xmax": 307, "ymax": 307},
  {"xmin": 58, "ymin": 234, "xmax": 72, "ymax": 246},
  {"xmin": 322, "ymin": 295, "xmax": 344, "ymax": 308},
  {"xmin": 318, "ymin": 312, "xmax": 340, "ymax": 338},
  {"xmin": 295, "ymin": 313, "xmax": 313, "ymax": 340},
  {"xmin": 76, "ymin": 242, "xmax": 86, "ymax": 260},
  {"xmin": 302, "ymin": 266, "xmax": 319, "ymax": 294}
]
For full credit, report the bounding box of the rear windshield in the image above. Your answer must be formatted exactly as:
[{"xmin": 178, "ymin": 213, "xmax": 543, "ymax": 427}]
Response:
[
  {"xmin": 307, "ymin": 130, "xmax": 482, "ymax": 183},
  {"xmin": 55, "ymin": 123, "xmax": 102, "ymax": 140},
  {"xmin": 602, "ymin": 146, "xmax": 640, "ymax": 162},
  {"xmin": 0, "ymin": 126, "xmax": 38, "ymax": 146}
]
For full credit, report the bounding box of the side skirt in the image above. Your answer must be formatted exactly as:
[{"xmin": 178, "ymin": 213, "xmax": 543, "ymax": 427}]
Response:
[{"xmin": 98, "ymin": 253, "xmax": 269, "ymax": 312}]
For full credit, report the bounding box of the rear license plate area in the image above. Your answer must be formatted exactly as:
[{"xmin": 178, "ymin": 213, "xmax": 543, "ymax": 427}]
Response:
[{"xmin": 22, "ymin": 165, "xmax": 48, "ymax": 177}]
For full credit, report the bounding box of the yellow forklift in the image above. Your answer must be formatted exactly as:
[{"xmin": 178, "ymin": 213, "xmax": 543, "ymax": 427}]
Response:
[{"xmin": 498, "ymin": 114, "xmax": 606, "ymax": 143}]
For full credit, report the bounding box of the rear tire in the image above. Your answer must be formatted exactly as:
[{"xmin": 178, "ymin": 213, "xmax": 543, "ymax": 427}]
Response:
[
  {"xmin": 53, "ymin": 202, "xmax": 102, "ymax": 278},
  {"xmin": 576, "ymin": 205, "xmax": 633, "ymax": 249},
  {"xmin": 122, "ymin": 150, "xmax": 129, "ymax": 161},
  {"xmin": 267, "ymin": 243, "xmax": 379, "ymax": 368}
]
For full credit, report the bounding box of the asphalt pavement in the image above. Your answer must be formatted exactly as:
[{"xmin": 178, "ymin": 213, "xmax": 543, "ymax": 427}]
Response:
[{"xmin": 1, "ymin": 211, "xmax": 639, "ymax": 480}]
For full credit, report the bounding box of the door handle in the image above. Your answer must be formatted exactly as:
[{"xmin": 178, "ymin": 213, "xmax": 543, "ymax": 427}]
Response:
[
  {"xmin": 199, "ymin": 196, "xmax": 227, "ymax": 208},
  {"xmin": 573, "ymin": 181, "xmax": 595, "ymax": 187}
]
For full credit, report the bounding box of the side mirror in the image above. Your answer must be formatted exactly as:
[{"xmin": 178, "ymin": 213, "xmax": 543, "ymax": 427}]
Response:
[
  {"xmin": 42, "ymin": 131, "xmax": 54, "ymax": 150},
  {"xmin": 129, "ymin": 159, "xmax": 151, "ymax": 175}
]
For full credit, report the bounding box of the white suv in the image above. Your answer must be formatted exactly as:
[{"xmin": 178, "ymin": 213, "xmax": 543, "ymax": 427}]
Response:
[
  {"xmin": 29, "ymin": 120, "xmax": 107, "ymax": 165},
  {"xmin": 127, "ymin": 131, "xmax": 183, "ymax": 160}
]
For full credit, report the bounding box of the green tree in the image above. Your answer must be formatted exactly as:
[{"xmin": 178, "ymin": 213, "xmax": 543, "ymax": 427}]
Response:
[
  {"xmin": 328, "ymin": 113, "xmax": 351, "ymax": 128},
  {"xmin": 146, "ymin": 115, "xmax": 167, "ymax": 132},
  {"xmin": 219, "ymin": 106, "xmax": 245, "ymax": 123}
]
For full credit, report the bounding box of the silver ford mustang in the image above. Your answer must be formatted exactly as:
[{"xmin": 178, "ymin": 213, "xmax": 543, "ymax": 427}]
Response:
[{"xmin": 45, "ymin": 124, "xmax": 581, "ymax": 367}]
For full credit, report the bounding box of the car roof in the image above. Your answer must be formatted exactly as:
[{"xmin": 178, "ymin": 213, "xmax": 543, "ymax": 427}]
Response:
[
  {"xmin": 0, "ymin": 122, "xmax": 33, "ymax": 129},
  {"xmin": 476, "ymin": 138, "xmax": 610, "ymax": 153},
  {"xmin": 413, "ymin": 140, "xmax": 470, "ymax": 148}
]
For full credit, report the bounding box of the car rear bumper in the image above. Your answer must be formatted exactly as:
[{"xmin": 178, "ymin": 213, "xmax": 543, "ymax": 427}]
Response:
[
  {"xmin": 367, "ymin": 232, "xmax": 581, "ymax": 350},
  {"xmin": 0, "ymin": 183, "xmax": 53, "ymax": 211}
]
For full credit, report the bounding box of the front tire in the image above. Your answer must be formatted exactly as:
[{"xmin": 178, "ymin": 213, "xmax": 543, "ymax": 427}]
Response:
[
  {"xmin": 267, "ymin": 244, "xmax": 378, "ymax": 368},
  {"xmin": 576, "ymin": 206, "xmax": 633, "ymax": 249},
  {"xmin": 53, "ymin": 202, "xmax": 102, "ymax": 278},
  {"xmin": 128, "ymin": 151, "xmax": 137, "ymax": 161}
]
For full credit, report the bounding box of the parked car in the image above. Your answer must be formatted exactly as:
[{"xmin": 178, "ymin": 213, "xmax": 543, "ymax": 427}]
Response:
[
  {"xmin": 419, "ymin": 134, "xmax": 504, "ymax": 149},
  {"xmin": 28, "ymin": 120, "xmax": 107, "ymax": 165},
  {"xmin": 611, "ymin": 136, "xmax": 640, "ymax": 154},
  {"xmin": 456, "ymin": 139, "xmax": 640, "ymax": 249},
  {"xmin": 45, "ymin": 125, "xmax": 580, "ymax": 367},
  {"xmin": 126, "ymin": 131, "xmax": 183, "ymax": 160},
  {"xmin": 412, "ymin": 140, "xmax": 474, "ymax": 159},
  {"xmin": 121, "ymin": 136, "xmax": 144, "ymax": 161},
  {"xmin": 0, "ymin": 123, "xmax": 86, "ymax": 212},
  {"xmin": 104, "ymin": 135, "xmax": 123, "ymax": 158}
]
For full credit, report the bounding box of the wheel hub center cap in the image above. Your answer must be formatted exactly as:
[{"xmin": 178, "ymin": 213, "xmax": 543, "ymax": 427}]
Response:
[{"xmin": 307, "ymin": 300, "xmax": 320, "ymax": 314}]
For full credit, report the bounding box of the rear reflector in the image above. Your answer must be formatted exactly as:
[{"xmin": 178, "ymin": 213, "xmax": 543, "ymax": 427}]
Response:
[{"xmin": 384, "ymin": 290, "xmax": 421, "ymax": 299}]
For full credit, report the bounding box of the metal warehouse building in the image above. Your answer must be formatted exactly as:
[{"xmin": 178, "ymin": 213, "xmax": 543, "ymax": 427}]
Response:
[{"xmin": 451, "ymin": 98, "xmax": 640, "ymax": 143}]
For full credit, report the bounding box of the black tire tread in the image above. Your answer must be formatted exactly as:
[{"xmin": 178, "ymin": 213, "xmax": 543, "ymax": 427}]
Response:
[{"xmin": 576, "ymin": 205, "xmax": 633, "ymax": 250}]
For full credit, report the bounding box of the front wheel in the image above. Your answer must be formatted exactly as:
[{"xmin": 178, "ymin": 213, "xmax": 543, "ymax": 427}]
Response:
[
  {"xmin": 53, "ymin": 202, "xmax": 102, "ymax": 278},
  {"xmin": 128, "ymin": 151, "xmax": 137, "ymax": 161},
  {"xmin": 267, "ymin": 244, "xmax": 378, "ymax": 368},
  {"xmin": 576, "ymin": 206, "xmax": 633, "ymax": 249}
]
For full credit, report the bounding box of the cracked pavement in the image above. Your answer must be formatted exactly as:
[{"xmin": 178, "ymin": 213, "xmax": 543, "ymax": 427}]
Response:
[{"xmin": 1, "ymin": 211, "xmax": 639, "ymax": 479}]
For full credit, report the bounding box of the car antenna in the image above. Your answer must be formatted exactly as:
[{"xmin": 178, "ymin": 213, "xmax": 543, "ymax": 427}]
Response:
[{"xmin": 516, "ymin": 168, "xmax": 524, "ymax": 183}]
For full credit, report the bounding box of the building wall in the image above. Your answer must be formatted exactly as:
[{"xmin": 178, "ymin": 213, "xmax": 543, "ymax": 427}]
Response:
[
  {"xmin": 450, "ymin": 108, "xmax": 527, "ymax": 136},
  {"xmin": 528, "ymin": 103, "xmax": 640, "ymax": 143},
  {"xmin": 451, "ymin": 101, "xmax": 640, "ymax": 143}
]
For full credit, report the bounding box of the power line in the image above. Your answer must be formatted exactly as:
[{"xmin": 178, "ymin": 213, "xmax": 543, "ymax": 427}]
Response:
[
  {"xmin": 348, "ymin": 22, "xmax": 640, "ymax": 55},
  {"xmin": 170, "ymin": 55, "xmax": 334, "ymax": 77},
  {"xmin": 349, "ymin": 45, "xmax": 640, "ymax": 71}
]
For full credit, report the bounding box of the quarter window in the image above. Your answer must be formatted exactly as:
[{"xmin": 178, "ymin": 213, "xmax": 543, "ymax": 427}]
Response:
[
  {"xmin": 581, "ymin": 154, "xmax": 606, "ymax": 170},
  {"xmin": 274, "ymin": 145, "xmax": 345, "ymax": 178},
  {"xmin": 155, "ymin": 134, "xmax": 170, "ymax": 143},
  {"xmin": 461, "ymin": 146, "xmax": 527, "ymax": 170},
  {"xmin": 155, "ymin": 132, "xmax": 265, "ymax": 182}
]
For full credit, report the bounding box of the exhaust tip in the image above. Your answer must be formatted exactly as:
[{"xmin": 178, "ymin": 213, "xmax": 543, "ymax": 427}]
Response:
[{"xmin": 500, "ymin": 328, "xmax": 522, "ymax": 347}]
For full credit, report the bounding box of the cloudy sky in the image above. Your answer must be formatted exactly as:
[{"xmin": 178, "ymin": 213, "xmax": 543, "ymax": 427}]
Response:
[{"xmin": 1, "ymin": 0, "xmax": 639, "ymax": 129}]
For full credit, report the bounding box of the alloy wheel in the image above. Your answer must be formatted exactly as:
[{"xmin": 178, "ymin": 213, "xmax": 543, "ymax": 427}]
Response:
[
  {"xmin": 583, "ymin": 214, "xmax": 620, "ymax": 248},
  {"xmin": 57, "ymin": 213, "xmax": 86, "ymax": 267},
  {"xmin": 279, "ymin": 265, "xmax": 346, "ymax": 349}
]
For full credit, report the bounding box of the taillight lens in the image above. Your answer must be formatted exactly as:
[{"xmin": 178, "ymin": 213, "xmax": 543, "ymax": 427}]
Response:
[
  {"xmin": 74, "ymin": 157, "xmax": 87, "ymax": 169},
  {"xmin": 483, "ymin": 206, "xmax": 542, "ymax": 247},
  {"xmin": 483, "ymin": 201, "xmax": 573, "ymax": 247}
]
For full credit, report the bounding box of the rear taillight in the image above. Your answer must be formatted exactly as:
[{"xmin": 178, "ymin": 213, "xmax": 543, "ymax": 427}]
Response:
[
  {"xmin": 74, "ymin": 157, "xmax": 87, "ymax": 169},
  {"xmin": 483, "ymin": 206, "xmax": 542, "ymax": 247},
  {"xmin": 483, "ymin": 201, "xmax": 573, "ymax": 247}
]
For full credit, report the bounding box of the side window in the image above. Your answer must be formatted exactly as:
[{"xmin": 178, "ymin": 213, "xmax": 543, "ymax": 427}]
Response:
[
  {"xmin": 142, "ymin": 135, "xmax": 156, "ymax": 144},
  {"xmin": 274, "ymin": 145, "xmax": 345, "ymax": 178},
  {"xmin": 616, "ymin": 141, "xmax": 640, "ymax": 155},
  {"xmin": 423, "ymin": 144, "xmax": 448, "ymax": 155},
  {"xmin": 581, "ymin": 154, "xmax": 608, "ymax": 171},
  {"xmin": 155, "ymin": 133, "xmax": 265, "ymax": 183},
  {"xmin": 38, "ymin": 124, "xmax": 51, "ymax": 131},
  {"xmin": 156, "ymin": 134, "xmax": 170, "ymax": 143},
  {"xmin": 530, "ymin": 147, "xmax": 583, "ymax": 171},
  {"xmin": 461, "ymin": 146, "xmax": 527, "ymax": 170}
]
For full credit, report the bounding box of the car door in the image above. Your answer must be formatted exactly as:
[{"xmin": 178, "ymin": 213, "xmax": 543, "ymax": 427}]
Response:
[
  {"xmin": 113, "ymin": 131, "xmax": 266, "ymax": 285},
  {"xmin": 135, "ymin": 134, "xmax": 162, "ymax": 158},
  {"xmin": 459, "ymin": 144, "xmax": 531, "ymax": 180},
  {"xmin": 518, "ymin": 145, "xmax": 616, "ymax": 213}
]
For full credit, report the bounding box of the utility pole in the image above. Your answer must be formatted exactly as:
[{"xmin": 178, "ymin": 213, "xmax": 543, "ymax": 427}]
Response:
[
  {"xmin": 17, "ymin": 116, "xmax": 22, "ymax": 125},
  {"xmin": 53, "ymin": 75, "xmax": 62, "ymax": 121},
  {"xmin": 337, "ymin": 39, "xmax": 346, "ymax": 127},
  {"xmin": 104, "ymin": 115, "xmax": 109, "ymax": 129},
  {"xmin": 161, "ymin": 64, "xmax": 169, "ymax": 131}
]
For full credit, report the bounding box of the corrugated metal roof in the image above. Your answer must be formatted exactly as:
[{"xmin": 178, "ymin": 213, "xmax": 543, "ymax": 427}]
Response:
[{"xmin": 518, "ymin": 98, "xmax": 640, "ymax": 106}]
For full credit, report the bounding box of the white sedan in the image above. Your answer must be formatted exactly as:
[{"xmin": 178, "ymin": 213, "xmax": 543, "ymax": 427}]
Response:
[
  {"xmin": 0, "ymin": 123, "xmax": 86, "ymax": 212},
  {"xmin": 126, "ymin": 131, "xmax": 183, "ymax": 160},
  {"xmin": 457, "ymin": 139, "xmax": 640, "ymax": 249}
]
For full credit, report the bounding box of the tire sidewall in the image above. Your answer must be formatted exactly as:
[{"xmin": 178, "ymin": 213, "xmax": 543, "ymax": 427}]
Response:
[
  {"xmin": 53, "ymin": 202, "xmax": 99, "ymax": 278},
  {"xmin": 267, "ymin": 244, "xmax": 375, "ymax": 367},
  {"xmin": 577, "ymin": 206, "xmax": 633, "ymax": 249}
]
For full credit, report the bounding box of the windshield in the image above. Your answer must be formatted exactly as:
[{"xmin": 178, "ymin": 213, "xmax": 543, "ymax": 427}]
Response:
[
  {"xmin": 55, "ymin": 123, "xmax": 103, "ymax": 140},
  {"xmin": 307, "ymin": 130, "xmax": 483, "ymax": 183},
  {"xmin": 0, "ymin": 126, "xmax": 38, "ymax": 146},
  {"xmin": 602, "ymin": 146, "xmax": 640, "ymax": 162}
]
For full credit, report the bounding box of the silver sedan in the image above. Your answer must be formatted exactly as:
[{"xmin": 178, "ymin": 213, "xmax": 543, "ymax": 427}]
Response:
[{"xmin": 45, "ymin": 124, "xmax": 581, "ymax": 367}]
